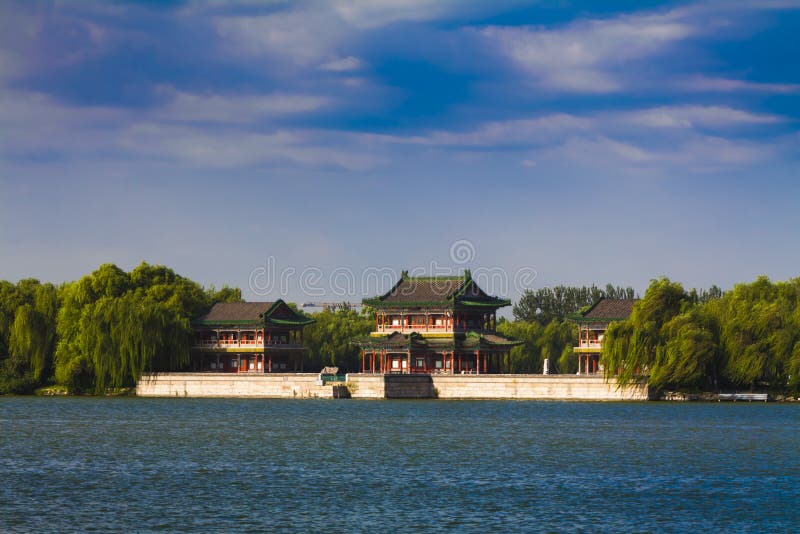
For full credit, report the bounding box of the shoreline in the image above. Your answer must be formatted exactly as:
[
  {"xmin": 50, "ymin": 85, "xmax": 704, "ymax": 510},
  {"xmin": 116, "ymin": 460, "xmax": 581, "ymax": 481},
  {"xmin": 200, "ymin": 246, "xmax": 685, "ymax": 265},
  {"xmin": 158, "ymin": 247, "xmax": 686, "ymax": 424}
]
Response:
[{"xmin": 9, "ymin": 375, "xmax": 794, "ymax": 402}]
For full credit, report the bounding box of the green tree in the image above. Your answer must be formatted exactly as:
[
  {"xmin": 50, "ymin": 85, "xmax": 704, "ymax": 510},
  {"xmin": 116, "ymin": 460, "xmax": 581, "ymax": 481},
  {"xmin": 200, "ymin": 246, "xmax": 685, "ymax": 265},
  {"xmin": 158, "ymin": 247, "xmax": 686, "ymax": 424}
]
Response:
[
  {"xmin": 497, "ymin": 319, "xmax": 576, "ymax": 374},
  {"xmin": 514, "ymin": 284, "xmax": 635, "ymax": 324},
  {"xmin": 53, "ymin": 262, "xmax": 236, "ymax": 392},
  {"xmin": 601, "ymin": 277, "xmax": 689, "ymax": 387},
  {"xmin": 303, "ymin": 308, "xmax": 373, "ymax": 372}
]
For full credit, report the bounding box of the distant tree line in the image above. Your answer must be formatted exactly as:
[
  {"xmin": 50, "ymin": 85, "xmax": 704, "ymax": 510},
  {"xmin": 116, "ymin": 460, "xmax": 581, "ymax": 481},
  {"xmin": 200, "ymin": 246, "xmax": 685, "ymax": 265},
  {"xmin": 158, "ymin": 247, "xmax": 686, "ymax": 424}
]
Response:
[{"xmin": 513, "ymin": 284, "xmax": 637, "ymax": 325}]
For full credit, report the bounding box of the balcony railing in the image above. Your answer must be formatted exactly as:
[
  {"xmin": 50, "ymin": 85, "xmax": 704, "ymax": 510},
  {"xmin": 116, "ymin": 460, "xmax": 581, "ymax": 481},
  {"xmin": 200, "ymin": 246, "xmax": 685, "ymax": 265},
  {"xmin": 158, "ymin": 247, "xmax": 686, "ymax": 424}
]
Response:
[
  {"xmin": 194, "ymin": 340, "xmax": 303, "ymax": 349},
  {"xmin": 577, "ymin": 341, "xmax": 603, "ymax": 349},
  {"xmin": 375, "ymin": 324, "xmax": 490, "ymax": 334}
]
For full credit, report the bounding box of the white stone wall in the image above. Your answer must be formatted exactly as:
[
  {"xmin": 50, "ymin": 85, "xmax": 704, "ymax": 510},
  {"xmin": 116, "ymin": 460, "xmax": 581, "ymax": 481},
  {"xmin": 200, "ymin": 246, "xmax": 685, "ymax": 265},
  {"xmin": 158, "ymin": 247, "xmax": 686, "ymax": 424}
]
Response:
[
  {"xmin": 346, "ymin": 374, "xmax": 649, "ymax": 401},
  {"xmin": 137, "ymin": 373, "xmax": 649, "ymax": 400},
  {"xmin": 136, "ymin": 373, "xmax": 334, "ymax": 398}
]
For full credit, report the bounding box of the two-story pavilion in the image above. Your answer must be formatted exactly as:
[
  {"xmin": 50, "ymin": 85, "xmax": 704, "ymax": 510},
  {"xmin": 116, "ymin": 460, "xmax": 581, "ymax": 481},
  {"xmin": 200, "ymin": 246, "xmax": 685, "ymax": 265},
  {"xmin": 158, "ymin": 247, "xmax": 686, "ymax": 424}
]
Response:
[
  {"xmin": 359, "ymin": 271, "xmax": 521, "ymax": 374},
  {"xmin": 191, "ymin": 300, "xmax": 314, "ymax": 373},
  {"xmin": 569, "ymin": 298, "xmax": 636, "ymax": 375}
]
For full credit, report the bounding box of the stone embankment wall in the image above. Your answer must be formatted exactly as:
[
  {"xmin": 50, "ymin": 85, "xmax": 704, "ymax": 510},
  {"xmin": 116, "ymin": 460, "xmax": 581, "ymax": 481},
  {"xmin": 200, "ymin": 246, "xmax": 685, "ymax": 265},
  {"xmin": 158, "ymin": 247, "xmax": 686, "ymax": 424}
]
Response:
[
  {"xmin": 136, "ymin": 373, "xmax": 339, "ymax": 398},
  {"xmin": 346, "ymin": 374, "xmax": 649, "ymax": 400},
  {"xmin": 136, "ymin": 373, "xmax": 649, "ymax": 400}
]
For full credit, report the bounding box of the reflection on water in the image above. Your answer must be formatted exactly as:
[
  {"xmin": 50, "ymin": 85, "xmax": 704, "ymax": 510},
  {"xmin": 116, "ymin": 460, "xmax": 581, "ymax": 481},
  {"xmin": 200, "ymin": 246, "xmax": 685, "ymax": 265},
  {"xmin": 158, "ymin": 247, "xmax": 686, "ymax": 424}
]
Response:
[{"xmin": 1, "ymin": 398, "xmax": 798, "ymax": 532}]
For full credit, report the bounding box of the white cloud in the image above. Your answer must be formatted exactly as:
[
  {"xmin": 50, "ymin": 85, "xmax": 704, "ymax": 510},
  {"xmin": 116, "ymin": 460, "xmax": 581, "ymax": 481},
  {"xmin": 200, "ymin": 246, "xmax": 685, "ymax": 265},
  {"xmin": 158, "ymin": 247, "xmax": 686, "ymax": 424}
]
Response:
[
  {"xmin": 0, "ymin": 87, "xmax": 377, "ymax": 172},
  {"xmin": 480, "ymin": 10, "xmax": 693, "ymax": 93},
  {"xmin": 214, "ymin": 11, "xmax": 347, "ymax": 65},
  {"xmin": 367, "ymin": 113, "xmax": 591, "ymax": 147},
  {"xmin": 624, "ymin": 105, "xmax": 782, "ymax": 128},
  {"xmin": 677, "ymin": 76, "xmax": 800, "ymax": 94},
  {"xmin": 533, "ymin": 133, "xmax": 773, "ymax": 172},
  {"xmin": 331, "ymin": 0, "xmax": 462, "ymax": 29},
  {"xmin": 365, "ymin": 105, "xmax": 780, "ymax": 151},
  {"xmin": 155, "ymin": 87, "xmax": 329, "ymax": 122},
  {"xmin": 118, "ymin": 123, "xmax": 381, "ymax": 171},
  {"xmin": 320, "ymin": 56, "xmax": 364, "ymax": 72}
]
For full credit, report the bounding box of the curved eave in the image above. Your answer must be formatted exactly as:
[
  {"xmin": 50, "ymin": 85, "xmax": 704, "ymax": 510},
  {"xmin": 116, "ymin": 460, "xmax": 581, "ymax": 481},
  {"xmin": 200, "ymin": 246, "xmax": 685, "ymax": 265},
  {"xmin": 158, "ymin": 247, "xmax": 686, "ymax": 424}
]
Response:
[
  {"xmin": 365, "ymin": 300, "xmax": 455, "ymax": 308},
  {"xmin": 267, "ymin": 317, "xmax": 315, "ymax": 326},
  {"xmin": 569, "ymin": 317, "xmax": 628, "ymax": 324},
  {"xmin": 456, "ymin": 299, "xmax": 511, "ymax": 308}
]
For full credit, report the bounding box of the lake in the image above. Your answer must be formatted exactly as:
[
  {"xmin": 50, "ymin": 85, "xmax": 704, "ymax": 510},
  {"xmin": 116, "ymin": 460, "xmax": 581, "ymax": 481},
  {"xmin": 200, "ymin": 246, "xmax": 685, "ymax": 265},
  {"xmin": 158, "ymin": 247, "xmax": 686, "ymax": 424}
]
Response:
[{"xmin": 1, "ymin": 398, "xmax": 798, "ymax": 532}]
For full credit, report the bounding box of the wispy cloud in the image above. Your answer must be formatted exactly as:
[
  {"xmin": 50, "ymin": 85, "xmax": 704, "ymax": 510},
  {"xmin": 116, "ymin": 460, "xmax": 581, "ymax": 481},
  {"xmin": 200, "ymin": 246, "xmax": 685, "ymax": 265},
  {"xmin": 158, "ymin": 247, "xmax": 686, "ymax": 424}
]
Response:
[
  {"xmin": 331, "ymin": 0, "xmax": 464, "ymax": 29},
  {"xmin": 360, "ymin": 103, "xmax": 787, "ymax": 174},
  {"xmin": 370, "ymin": 105, "xmax": 783, "ymax": 148},
  {"xmin": 480, "ymin": 10, "xmax": 693, "ymax": 93},
  {"xmin": 119, "ymin": 123, "xmax": 382, "ymax": 171},
  {"xmin": 155, "ymin": 87, "xmax": 330, "ymax": 123},
  {"xmin": 319, "ymin": 56, "xmax": 364, "ymax": 72},
  {"xmin": 624, "ymin": 105, "xmax": 782, "ymax": 128},
  {"xmin": 214, "ymin": 10, "xmax": 349, "ymax": 66},
  {"xmin": 677, "ymin": 76, "xmax": 800, "ymax": 94},
  {"xmin": 531, "ymin": 133, "xmax": 775, "ymax": 174},
  {"xmin": 0, "ymin": 87, "xmax": 376, "ymax": 172}
]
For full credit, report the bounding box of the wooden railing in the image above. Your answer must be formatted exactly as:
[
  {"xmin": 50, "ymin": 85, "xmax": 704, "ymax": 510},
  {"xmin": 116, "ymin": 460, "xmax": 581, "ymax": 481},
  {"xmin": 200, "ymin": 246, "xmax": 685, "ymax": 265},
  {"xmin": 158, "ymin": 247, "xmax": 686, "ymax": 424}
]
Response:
[{"xmin": 194, "ymin": 340, "xmax": 302, "ymax": 349}]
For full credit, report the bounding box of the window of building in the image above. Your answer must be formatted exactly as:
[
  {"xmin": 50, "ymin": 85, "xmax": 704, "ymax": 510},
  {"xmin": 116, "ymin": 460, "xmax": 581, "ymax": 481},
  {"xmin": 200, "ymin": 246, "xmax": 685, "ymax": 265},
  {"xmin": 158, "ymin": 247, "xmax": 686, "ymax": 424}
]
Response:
[{"xmin": 415, "ymin": 358, "xmax": 424, "ymax": 368}]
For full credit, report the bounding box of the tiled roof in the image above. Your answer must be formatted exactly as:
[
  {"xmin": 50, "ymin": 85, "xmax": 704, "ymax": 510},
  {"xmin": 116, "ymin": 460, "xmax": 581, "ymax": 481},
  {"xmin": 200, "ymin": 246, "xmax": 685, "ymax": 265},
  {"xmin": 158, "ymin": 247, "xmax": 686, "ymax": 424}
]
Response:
[
  {"xmin": 582, "ymin": 299, "xmax": 636, "ymax": 320},
  {"xmin": 379, "ymin": 278, "xmax": 463, "ymax": 304},
  {"xmin": 194, "ymin": 301, "xmax": 315, "ymax": 326},
  {"xmin": 196, "ymin": 302, "xmax": 275, "ymax": 323},
  {"xmin": 364, "ymin": 271, "xmax": 510, "ymax": 309}
]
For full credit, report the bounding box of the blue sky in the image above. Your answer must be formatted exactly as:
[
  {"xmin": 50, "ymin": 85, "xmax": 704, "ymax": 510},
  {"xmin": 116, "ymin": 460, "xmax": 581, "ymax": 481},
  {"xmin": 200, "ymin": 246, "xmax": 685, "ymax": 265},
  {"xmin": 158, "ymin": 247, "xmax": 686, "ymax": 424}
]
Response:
[{"xmin": 1, "ymin": 0, "xmax": 799, "ymax": 304}]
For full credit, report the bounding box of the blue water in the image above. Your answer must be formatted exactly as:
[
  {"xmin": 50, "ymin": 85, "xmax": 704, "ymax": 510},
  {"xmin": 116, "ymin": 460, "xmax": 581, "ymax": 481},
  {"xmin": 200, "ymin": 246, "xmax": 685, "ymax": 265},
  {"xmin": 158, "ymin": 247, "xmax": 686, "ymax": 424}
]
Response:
[{"xmin": 0, "ymin": 398, "xmax": 798, "ymax": 533}]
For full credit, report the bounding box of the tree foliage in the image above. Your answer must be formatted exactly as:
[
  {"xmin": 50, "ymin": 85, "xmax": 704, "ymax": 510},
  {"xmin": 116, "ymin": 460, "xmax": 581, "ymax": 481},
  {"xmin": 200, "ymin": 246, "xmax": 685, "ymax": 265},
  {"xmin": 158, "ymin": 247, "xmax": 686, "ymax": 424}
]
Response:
[
  {"xmin": 513, "ymin": 284, "xmax": 635, "ymax": 324},
  {"xmin": 602, "ymin": 275, "xmax": 800, "ymax": 393},
  {"xmin": 0, "ymin": 281, "xmax": 59, "ymax": 393},
  {"xmin": 302, "ymin": 308, "xmax": 373, "ymax": 372},
  {"xmin": 0, "ymin": 262, "xmax": 241, "ymax": 394},
  {"xmin": 497, "ymin": 319, "xmax": 576, "ymax": 374}
]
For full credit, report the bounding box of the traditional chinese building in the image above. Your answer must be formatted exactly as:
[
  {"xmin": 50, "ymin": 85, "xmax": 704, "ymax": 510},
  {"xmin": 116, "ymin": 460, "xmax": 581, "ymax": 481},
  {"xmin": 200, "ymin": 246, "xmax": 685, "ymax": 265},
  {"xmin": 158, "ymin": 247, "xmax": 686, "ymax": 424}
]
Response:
[
  {"xmin": 569, "ymin": 298, "xmax": 636, "ymax": 374},
  {"xmin": 191, "ymin": 300, "xmax": 314, "ymax": 373},
  {"xmin": 358, "ymin": 271, "xmax": 521, "ymax": 374}
]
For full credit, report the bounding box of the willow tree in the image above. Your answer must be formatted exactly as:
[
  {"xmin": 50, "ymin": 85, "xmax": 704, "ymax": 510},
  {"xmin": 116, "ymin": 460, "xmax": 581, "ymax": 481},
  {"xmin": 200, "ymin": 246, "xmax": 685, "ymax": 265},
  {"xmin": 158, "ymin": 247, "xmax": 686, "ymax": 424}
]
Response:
[
  {"xmin": 648, "ymin": 309, "xmax": 718, "ymax": 390},
  {"xmin": 497, "ymin": 320, "xmax": 543, "ymax": 373},
  {"xmin": 1, "ymin": 283, "xmax": 59, "ymax": 392},
  {"xmin": 80, "ymin": 294, "xmax": 192, "ymax": 393},
  {"xmin": 539, "ymin": 320, "xmax": 577, "ymax": 374},
  {"xmin": 54, "ymin": 262, "xmax": 232, "ymax": 392},
  {"xmin": 303, "ymin": 308, "xmax": 372, "ymax": 372},
  {"xmin": 601, "ymin": 277, "xmax": 690, "ymax": 386},
  {"xmin": 711, "ymin": 276, "xmax": 800, "ymax": 389}
]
